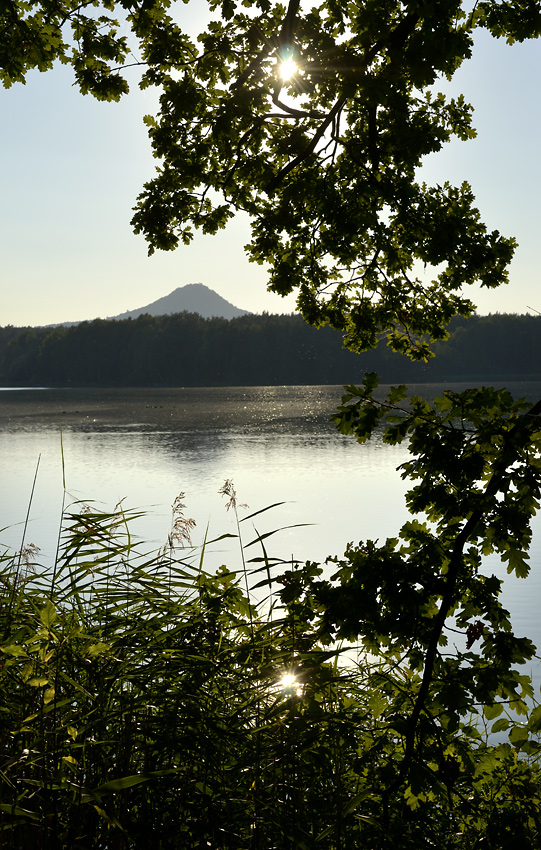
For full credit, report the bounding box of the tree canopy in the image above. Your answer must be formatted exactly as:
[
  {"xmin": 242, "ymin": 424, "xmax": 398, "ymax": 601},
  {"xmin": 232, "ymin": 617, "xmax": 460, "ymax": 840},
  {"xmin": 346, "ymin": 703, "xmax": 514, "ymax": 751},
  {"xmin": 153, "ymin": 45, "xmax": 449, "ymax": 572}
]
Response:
[
  {"xmin": 3, "ymin": 4, "xmax": 541, "ymax": 846},
  {"xmin": 3, "ymin": 0, "xmax": 541, "ymax": 356}
]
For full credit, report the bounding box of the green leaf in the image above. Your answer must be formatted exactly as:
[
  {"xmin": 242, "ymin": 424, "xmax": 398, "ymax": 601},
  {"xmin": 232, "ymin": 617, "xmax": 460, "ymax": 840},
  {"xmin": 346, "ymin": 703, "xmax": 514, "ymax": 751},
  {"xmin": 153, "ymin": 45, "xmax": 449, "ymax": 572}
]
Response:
[
  {"xmin": 1, "ymin": 644, "xmax": 27, "ymax": 657},
  {"xmin": 528, "ymin": 704, "xmax": 541, "ymax": 734},
  {"xmin": 483, "ymin": 702, "xmax": 503, "ymax": 721},
  {"xmin": 86, "ymin": 642, "xmax": 109, "ymax": 658},
  {"xmin": 39, "ymin": 600, "xmax": 57, "ymax": 629},
  {"xmin": 502, "ymin": 547, "xmax": 530, "ymax": 578},
  {"xmin": 91, "ymin": 769, "xmax": 179, "ymax": 797},
  {"xmin": 341, "ymin": 788, "xmax": 371, "ymax": 817},
  {"xmin": 0, "ymin": 804, "xmax": 39, "ymax": 821},
  {"xmin": 43, "ymin": 686, "xmax": 56, "ymax": 704},
  {"xmin": 26, "ymin": 676, "xmax": 49, "ymax": 687},
  {"xmin": 388, "ymin": 384, "xmax": 408, "ymax": 404},
  {"xmin": 509, "ymin": 724, "xmax": 529, "ymax": 747}
]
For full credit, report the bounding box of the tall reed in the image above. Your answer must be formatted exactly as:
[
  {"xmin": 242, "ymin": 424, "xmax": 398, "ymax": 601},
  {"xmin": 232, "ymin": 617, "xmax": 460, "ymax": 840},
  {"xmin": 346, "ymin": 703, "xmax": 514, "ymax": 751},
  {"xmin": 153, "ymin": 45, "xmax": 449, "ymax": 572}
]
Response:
[
  {"xmin": 1, "ymin": 494, "xmax": 540, "ymax": 849},
  {"xmin": 0, "ymin": 497, "xmax": 374, "ymax": 849}
]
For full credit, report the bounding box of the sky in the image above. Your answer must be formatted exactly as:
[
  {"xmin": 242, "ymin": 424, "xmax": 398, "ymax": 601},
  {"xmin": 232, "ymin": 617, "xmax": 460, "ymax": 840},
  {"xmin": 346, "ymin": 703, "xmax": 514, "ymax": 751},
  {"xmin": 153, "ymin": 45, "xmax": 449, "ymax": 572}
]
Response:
[{"xmin": 1, "ymin": 13, "xmax": 540, "ymax": 327}]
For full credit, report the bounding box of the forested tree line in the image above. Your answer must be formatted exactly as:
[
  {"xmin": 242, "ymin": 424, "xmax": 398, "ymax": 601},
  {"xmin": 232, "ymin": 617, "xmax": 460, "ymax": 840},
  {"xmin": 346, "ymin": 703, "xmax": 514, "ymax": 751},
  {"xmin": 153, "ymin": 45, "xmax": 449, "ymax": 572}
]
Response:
[{"xmin": 0, "ymin": 311, "xmax": 539, "ymax": 387}]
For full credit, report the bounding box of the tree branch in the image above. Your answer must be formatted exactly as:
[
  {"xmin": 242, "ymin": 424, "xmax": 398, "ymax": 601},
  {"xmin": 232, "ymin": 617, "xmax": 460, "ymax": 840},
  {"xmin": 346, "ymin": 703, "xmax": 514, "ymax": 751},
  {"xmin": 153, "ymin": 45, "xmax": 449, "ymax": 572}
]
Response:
[
  {"xmin": 270, "ymin": 94, "xmax": 323, "ymax": 119},
  {"xmin": 230, "ymin": 0, "xmax": 301, "ymax": 91},
  {"xmin": 390, "ymin": 396, "xmax": 541, "ymax": 793},
  {"xmin": 266, "ymin": 94, "xmax": 347, "ymax": 193}
]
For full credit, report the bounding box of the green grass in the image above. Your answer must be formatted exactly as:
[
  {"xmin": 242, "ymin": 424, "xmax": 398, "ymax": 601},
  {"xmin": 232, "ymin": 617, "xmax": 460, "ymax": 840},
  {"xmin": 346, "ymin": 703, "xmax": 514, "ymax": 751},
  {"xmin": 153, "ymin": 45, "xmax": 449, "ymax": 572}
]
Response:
[{"xmin": 1, "ymin": 496, "xmax": 541, "ymax": 849}]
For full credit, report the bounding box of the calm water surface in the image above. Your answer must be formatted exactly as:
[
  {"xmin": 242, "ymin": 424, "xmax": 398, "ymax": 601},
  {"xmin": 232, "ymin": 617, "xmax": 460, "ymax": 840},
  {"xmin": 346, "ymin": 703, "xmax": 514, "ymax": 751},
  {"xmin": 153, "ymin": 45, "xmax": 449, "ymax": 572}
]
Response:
[{"xmin": 1, "ymin": 382, "xmax": 540, "ymax": 668}]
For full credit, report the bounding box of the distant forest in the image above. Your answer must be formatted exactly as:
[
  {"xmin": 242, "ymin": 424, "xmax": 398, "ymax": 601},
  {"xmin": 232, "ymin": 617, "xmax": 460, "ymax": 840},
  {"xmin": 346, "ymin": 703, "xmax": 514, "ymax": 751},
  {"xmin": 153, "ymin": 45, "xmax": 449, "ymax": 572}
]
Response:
[{"xmin": 0, "ymin": 312, "xmax": 539, "ymax": 387}]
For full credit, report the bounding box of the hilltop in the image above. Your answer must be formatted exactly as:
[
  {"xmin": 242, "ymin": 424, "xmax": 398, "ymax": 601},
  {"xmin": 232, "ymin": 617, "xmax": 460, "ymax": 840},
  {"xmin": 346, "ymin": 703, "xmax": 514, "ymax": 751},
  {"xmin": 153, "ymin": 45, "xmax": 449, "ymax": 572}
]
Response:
[{"xmin": 109, "ymin": 283, "xmax": 250, "ymax": 321}]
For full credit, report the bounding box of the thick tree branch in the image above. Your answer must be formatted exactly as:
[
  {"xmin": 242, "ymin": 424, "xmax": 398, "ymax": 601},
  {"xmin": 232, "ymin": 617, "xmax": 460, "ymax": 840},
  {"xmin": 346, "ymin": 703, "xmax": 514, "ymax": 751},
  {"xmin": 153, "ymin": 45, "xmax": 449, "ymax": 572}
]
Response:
[
  {"xmin": 266, "ymin": 94, "xmax": 347, "ymax": 193},
  {"xmin": 277, "ymin": 0, "xmax": 301, "ymax": 47},
  {"xmin": 270, "ymin": 94, "xmax": 323, "ymax": 119}
]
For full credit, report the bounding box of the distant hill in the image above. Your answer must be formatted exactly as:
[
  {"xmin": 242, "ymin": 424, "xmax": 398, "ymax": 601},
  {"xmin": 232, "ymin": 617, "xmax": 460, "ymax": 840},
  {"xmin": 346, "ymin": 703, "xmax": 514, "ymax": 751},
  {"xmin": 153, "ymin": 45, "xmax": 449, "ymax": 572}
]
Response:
[{"xmin": 110, "ymin": 283, "xmax": 250, "ymax": 321}]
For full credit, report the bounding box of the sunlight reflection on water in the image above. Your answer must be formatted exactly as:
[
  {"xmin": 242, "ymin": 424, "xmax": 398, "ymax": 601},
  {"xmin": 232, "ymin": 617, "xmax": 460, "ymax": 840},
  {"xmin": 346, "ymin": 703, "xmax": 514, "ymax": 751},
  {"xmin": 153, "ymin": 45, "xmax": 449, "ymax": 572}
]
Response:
[{"xmin": 1, "ymin": 383, "xmax": 540, "ymax": 674}]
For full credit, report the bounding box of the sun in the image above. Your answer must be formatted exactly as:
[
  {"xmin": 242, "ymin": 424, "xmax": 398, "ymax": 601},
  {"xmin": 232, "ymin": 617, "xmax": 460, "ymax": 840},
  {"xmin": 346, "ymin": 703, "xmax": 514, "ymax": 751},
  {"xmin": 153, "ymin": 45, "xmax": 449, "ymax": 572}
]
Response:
[
  {"xmin": 278, "ymin": 673, "xmax": 303, "ymax": 697},
  {"xmin": 279, "ymin": 58, "xmax": 298, "ymax": 81}
]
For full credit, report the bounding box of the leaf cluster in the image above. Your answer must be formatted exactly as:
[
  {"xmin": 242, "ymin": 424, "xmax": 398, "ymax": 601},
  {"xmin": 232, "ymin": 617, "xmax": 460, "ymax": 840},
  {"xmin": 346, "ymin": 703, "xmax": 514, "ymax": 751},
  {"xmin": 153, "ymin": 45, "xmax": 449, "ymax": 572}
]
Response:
[
  {"xmin": 3, "ymin": 1, "xmax": 540, "ymax": 356},
  {"xmin": 328, "ymin": 379, "xmax": 541, "ymax": 764},
  {"xmin": 127, "ymin": 0, "xmax": 524, "ymax": 357}
]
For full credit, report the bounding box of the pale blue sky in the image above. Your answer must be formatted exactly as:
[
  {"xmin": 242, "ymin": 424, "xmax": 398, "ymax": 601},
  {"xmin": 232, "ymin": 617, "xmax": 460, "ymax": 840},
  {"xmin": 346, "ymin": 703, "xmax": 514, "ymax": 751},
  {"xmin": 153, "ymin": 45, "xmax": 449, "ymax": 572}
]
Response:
[{"xmin": 0, "ymin": 19, "xmax": 539, "ymax": 327}]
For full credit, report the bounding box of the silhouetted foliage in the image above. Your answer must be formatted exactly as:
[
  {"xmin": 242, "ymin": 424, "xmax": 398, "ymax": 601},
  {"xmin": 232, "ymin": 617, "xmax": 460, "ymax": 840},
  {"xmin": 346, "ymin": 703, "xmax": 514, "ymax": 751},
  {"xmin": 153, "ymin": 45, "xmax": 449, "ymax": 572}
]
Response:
[{"xmin": 2, "ymin": 396, "xmax": 541, "ymax": 849}]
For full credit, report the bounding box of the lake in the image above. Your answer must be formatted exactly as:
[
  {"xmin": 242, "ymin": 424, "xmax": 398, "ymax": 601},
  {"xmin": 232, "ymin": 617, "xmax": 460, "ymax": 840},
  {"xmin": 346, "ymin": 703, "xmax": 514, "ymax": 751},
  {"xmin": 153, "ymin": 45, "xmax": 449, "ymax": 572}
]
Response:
[{"xmin": 1, "ymin": 382, "xmax": 540, "ymax": 669}]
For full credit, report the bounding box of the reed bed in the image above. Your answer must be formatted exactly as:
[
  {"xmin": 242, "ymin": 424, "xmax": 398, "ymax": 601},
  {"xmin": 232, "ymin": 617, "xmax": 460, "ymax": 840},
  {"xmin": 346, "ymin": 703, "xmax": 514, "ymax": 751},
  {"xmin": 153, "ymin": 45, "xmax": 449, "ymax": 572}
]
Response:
[
  {"xmin": 1, "ymin": 493, "xmax": 540, "ymax": 849},
  {"xmin": 0, "ymin": 496, "xmax": 377, "ymax": 849}
]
